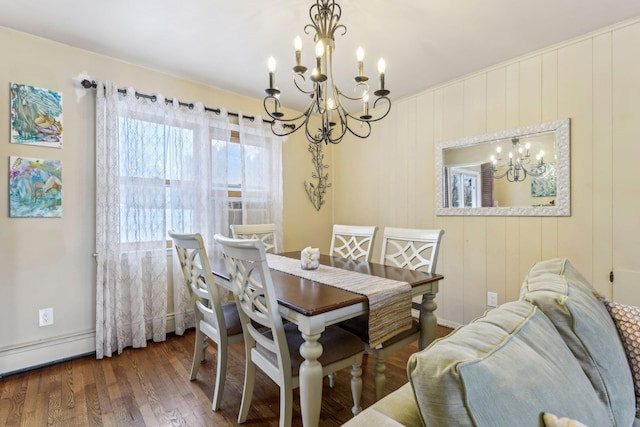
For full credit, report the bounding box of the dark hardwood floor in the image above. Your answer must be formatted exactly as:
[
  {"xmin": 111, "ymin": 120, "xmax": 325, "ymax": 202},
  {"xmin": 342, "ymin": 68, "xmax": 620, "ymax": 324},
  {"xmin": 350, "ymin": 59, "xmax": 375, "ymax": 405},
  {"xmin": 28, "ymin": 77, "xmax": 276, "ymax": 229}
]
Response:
[{"xmin": 0, "ymin": 326, "xmax": 452, "ymax": 426}]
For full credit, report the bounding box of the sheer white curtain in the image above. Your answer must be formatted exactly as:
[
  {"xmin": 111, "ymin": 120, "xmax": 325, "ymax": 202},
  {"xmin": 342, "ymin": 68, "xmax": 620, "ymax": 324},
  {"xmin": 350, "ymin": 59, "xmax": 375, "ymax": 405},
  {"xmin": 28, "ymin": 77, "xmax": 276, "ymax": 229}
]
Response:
[
  {"xmin": 238, "ymin": 114, "xmax": 284, "ymax": 248},
  {"xmin": 95, "ymin": 81, "xmax": 231, "ymax": 358}
]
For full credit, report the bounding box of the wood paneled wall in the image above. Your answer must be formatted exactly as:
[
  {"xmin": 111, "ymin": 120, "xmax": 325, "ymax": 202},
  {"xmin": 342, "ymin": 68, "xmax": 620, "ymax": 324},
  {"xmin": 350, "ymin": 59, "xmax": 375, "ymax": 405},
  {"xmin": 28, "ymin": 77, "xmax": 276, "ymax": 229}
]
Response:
[{"xmin": 332, "ymin": 19, "xmax": 640, "ymax": 326}]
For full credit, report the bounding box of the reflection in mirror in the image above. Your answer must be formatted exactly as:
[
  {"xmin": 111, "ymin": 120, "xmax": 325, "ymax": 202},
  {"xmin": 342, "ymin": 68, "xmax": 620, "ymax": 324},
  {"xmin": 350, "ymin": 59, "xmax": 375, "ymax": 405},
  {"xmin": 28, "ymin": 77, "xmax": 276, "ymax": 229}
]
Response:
[{"xmin": 436, "ymin": 118, "xmax": 570, "ymax": 216}]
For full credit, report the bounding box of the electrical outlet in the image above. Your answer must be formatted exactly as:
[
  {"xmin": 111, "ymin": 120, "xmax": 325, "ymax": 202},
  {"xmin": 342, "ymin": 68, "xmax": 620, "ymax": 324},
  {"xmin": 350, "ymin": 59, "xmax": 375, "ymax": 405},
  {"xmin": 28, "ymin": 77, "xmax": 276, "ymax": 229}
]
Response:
[
  {"xmin": 39, "ymin": 307, "xmax": 54, "ymax": 327},
  {"xmin": 487, "ymin": 292, "xmax": 498, "ymax": 308}
]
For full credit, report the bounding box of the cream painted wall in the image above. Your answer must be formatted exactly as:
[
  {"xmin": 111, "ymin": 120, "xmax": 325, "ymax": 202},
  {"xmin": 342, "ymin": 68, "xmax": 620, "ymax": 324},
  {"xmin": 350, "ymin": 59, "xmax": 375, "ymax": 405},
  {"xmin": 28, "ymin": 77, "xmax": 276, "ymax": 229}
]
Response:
[
  {"xmin": 5, "ymin": 16, "xmax": 640, "ymax": 374},
  {"xmin": 333, "ymin": 18, "xmax": 640, "ymax": 327},
  {"xmin": 0, "ymin": 26, "xmax": 331, "ymax": 374}
]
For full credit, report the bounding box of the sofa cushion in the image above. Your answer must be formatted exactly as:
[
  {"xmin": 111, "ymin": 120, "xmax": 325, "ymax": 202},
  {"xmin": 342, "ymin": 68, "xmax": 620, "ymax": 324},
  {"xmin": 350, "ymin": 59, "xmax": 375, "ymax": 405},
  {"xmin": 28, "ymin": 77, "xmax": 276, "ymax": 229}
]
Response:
[
  {"xmin": 407, "ymin": 300, "xmax": 611, "ymax": 427},
  {"xmin": 521, "ymin": 258, "xmax": 635, "ymax": 427},
  {"xmin": 341, "ymin": 383, "xmax": 422, "ymax": 427},
  {"xmin": 604, "ymin": 300, "xmax": 640, "ymax": 411}
]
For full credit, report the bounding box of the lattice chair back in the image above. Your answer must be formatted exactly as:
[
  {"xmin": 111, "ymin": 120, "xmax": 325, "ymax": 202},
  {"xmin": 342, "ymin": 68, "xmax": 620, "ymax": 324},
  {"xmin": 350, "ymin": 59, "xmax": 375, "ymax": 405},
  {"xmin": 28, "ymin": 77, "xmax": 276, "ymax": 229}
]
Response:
[
  {"xmin": 230, "ymin": 223, "xmax": 279, "ymax": 254},
  {"xmin": 214, "ymin": 234, "xmax": 365, "ymax": 425},
  {"xmin": 379, "ymin": 227, "xmax": 444, "ymax": 273},
  {"xmin": 169, "ymin": 230, "xmax": 243, "ymax": 412},
  {"xmin": 330, "ymin": 224, "xmax": 378, "ymax": 262},
  {"xmin": 214, "ymin": 235, "xmax": 292, "ymax": 387}
]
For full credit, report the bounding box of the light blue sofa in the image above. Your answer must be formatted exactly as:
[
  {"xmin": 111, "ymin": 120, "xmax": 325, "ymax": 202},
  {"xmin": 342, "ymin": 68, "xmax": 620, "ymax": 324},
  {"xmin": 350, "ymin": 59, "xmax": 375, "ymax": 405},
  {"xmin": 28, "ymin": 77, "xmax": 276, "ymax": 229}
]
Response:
[{"xmin": 343, "ymin": 259, "xmax": 638, "ymax": 427}]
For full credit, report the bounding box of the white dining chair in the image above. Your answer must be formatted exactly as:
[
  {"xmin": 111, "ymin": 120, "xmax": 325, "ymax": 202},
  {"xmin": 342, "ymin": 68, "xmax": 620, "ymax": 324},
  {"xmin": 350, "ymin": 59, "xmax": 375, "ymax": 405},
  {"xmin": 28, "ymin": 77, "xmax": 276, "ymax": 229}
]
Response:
[
  {"xmin": 169, "ymin": 231, "xmax": 244, "ymax": 411},
  {"xmin": 339, "ymin": 227, "xmax": 445, "ymax": 400},
  {"xmin": 214, "ymin": 234, "xmax": 364, "ymax": 427},
  {"xmin": 230, "ymin": 223, "xmax": 279, "ymax": 254},
  {"xmin": 329, "ymin": 224, "xmax": 378, "ymax": 262}
]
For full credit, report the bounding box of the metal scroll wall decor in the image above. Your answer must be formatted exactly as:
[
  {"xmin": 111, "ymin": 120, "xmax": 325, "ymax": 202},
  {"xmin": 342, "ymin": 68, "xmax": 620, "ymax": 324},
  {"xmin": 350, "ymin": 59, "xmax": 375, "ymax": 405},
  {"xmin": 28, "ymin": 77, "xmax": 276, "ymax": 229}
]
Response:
[{"xmin": 304, "ymin": 141, "xmax": 331, "ymax": 211}]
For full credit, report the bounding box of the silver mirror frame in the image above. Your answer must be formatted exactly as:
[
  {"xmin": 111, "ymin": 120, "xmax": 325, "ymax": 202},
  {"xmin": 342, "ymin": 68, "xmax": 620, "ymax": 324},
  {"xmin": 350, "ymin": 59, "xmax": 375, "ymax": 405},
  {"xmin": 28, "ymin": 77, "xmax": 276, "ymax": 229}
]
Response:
[{"xmin": 435, "ymin": 118, "xmax": 570, "ymax": 216}]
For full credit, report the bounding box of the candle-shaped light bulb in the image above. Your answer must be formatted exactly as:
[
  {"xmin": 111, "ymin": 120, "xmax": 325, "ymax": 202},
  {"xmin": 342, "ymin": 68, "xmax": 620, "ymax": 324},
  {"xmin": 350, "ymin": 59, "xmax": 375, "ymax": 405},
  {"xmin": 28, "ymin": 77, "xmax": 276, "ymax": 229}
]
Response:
[
  {"xmin": 496, "ymin": 146, "xmax": 502, "ymax": 154},
  {"xmin": 267, "ymin": 56, "xmax": 276, "ymax": 89},
  {"xmin": 525, "ymin": 142, "xmax": 531, "ymax": 156},
  {"xmin": 363, "ymin": 92, "xmax": 370, "ymax": 116},
  {"xmin": 326, "ymin": 97, "xmax": 334, "ymax": 123},
  {"xmin": 294, "ymin": 36, "xmax": 302, "ymax": 66},
  {"xmin": 490, "ymin": 155, "xmax": 496, "ymax": 163},
  {"xmin": 357, "ymin": 47, "xmax": 365, "ymax": 76},
  {"xmin": 377, "ymin": 58, "xmax": 386, "ymax": 91},
  {"xmin": 315, "ymin": 41, "xmax": 324, "ymax": 74}
]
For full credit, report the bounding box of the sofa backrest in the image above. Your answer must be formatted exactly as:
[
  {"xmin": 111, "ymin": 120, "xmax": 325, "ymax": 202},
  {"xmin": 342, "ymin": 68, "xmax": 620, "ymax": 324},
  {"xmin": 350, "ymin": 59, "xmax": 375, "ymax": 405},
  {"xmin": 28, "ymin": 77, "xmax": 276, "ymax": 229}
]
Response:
[
  {"xmin": 407, "ymin": 300, "xmax": 612, "ymax": 426},
  {"xmin": 521, "ymin": 258, "xmax": 635, "ymax": 427}
]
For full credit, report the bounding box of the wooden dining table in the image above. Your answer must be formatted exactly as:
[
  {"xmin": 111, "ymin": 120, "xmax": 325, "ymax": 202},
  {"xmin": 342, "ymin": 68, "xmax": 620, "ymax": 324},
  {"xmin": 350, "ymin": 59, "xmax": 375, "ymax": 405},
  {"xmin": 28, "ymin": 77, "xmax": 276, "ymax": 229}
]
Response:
[{"xmin": 211, "ymin": 252, "xmax": 443, "ymax": 427}]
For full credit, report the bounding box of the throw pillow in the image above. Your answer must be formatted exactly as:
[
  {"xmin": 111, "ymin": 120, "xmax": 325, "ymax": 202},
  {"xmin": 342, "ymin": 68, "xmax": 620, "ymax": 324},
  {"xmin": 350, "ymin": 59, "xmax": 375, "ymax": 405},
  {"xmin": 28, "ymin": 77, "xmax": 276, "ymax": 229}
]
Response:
[
  {"xmin": 520, "ymin": 258, "xmax": 635, "ymax": 427},
  {"xmin": 603, "ymin": 300, "xmax": 640, "ymax": 409},
  {"xmin": 542, "ymin": 412, "xmax": 589, "ymax": 427}
]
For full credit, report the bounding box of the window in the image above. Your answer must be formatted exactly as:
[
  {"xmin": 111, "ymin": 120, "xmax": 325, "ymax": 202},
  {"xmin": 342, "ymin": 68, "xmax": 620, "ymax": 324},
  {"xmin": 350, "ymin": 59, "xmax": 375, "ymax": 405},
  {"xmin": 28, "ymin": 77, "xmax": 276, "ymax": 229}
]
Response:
[
  {"xmin": 118, "ymin": 118, "xmax": 273, "ymax": 247},
  {"xmin": 118, "ymin": 115, "xmax": 197, "ymax": 246},
  {"xmin": 448, "ymin": 166, "xmax": 480, "ymax": 208}
]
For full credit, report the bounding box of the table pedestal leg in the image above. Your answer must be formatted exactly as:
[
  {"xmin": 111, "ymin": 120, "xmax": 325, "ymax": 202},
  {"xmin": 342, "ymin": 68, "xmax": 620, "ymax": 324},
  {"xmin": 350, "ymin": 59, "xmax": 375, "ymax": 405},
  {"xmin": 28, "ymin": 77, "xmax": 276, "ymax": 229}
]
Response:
[
  {"xmin": 299, "ymin": 332, "xmax": 323, "ymax": 427},
  {"xmin": 418, "ymin": 292, "xmax": 438, "ymax": 351}
]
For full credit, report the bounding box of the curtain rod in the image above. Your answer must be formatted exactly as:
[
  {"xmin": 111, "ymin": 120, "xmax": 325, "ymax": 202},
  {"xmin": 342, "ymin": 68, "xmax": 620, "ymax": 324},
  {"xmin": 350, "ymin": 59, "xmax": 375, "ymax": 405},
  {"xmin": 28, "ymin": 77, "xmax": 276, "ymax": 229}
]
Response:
[{"xmin": 80, "ymin": 79, "xmax": 280, "ymax": 126}]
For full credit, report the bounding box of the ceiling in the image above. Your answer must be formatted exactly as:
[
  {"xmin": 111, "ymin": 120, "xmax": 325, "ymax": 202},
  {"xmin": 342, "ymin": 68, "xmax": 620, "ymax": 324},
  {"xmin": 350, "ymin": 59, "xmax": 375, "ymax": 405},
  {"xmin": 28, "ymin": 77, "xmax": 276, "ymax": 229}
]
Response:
[{"xmin": 2, "ymin": 0, "xmax": 640, "ymax": 111}]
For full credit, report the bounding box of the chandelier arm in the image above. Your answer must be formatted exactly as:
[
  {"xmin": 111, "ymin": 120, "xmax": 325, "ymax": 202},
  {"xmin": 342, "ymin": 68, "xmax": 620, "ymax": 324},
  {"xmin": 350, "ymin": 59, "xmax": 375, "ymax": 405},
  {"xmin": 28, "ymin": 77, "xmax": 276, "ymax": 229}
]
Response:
[
  {"xmin": 523, "ymin": 163, "xmax": 548, "ymax": 177},
  {"xmin": 326, "ymin": 109, "xmax": 349, "ymax": 144},
  {"xmin": 337, "ymin": 90, "xmax": 365, "ymax": 102},
  {"xmin": 492, "ymin": 169, "xmax": 510, "ymax": 180},
  {"xmin": 263, "ymin": 96, "xmax": 310, "ymax": 123},
  {"xmin": 365, "ymin": 96, "xmax": 392, "ymax": 122},
  {"xmin": 344, "ymin": 117, "xmax": 372, "ymax": 139},
  {"xmin": 293, "ymin": 74, "xmax": 316, "ymax": 95}
]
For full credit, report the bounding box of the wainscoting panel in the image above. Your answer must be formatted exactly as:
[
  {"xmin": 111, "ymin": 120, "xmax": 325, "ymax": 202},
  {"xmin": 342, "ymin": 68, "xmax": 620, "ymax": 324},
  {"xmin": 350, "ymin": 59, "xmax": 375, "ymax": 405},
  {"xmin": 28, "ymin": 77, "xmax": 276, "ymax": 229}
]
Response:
[{"xmin": 333, "ymin": 19, "xmax": 640, "ymax": 326}]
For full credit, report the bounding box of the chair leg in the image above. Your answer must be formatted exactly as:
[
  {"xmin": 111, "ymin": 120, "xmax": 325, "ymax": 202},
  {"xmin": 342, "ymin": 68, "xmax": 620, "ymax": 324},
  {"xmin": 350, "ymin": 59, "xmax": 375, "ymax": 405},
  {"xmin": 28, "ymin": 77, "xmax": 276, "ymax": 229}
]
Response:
[
  {"xmin": 238, "ymin": 355, "xmax": 256, "ymax": 423},
  {"xmin": 374, "ymin": 354, "xmax": 387, "ymax": 401},
  {"xmin": 279, "ymin": 382, "xmax": 293, "ymax": 427},
  {"xmin": 190, "ymin": 326, "xmax": 205, "ymax": 380},
  {"xmin": 350, "ymin": 359, "xmax": 363, "ymax": 416},
  {"xmin": 211, "ymin": 339, "xmax": 227, "ymax": 411},
  {"xmin": 328, "ymin": 372, "xmax": 336, "ymax": 388}
]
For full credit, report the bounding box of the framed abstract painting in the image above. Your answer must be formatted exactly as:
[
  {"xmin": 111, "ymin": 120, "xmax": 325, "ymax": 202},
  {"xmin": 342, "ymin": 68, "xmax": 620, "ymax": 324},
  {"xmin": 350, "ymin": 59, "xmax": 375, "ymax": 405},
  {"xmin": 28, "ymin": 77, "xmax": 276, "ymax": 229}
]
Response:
[
  {"xmin": 9, "ymin": 156, "xmax": 62, "ymax": 218},
  {"xmin": 10, "ymin": 82, "xmax": 63, "ymax": 148}
]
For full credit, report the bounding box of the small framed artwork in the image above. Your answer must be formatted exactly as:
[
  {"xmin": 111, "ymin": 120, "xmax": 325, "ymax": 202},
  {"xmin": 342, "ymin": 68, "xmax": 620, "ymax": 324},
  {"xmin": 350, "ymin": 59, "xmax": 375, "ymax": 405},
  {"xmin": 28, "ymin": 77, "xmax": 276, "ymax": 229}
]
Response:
[
  {"xmin": 9, "ymin": 156, "xmax": 62, "ymax": 218},
  {"xmin": 10, "ymin": 82, "xmax": 63, "ymax": 148},
  {"xmin": 531, "ymin": 163, "xmax": 557, "ymax": 197}
]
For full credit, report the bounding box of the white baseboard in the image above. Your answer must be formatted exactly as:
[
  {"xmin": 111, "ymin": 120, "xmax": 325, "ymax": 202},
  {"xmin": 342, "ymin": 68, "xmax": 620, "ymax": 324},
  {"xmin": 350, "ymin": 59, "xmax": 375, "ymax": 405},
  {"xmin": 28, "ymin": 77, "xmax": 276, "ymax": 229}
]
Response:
[
  {"xmin": 0, "ymin": 312, "xmax": 451, "ymax": 376},
  {"xmin": 0, "ymin": 330, "xmax": 96, "ymax": 377},
  {"xmin": 437, "ymin": 318, "xmax": 463, "ymax": 330},
  {"xmin": 0, "ymin": 313, "xmax": 180, "ymax": 377}
]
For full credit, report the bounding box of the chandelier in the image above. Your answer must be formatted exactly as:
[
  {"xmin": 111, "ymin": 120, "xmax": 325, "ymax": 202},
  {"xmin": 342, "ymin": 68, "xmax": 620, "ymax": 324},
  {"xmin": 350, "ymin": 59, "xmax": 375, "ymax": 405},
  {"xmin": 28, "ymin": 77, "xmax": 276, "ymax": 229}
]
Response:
[
  {"xmin": 490, "ymin": 137, "xmax": 547, "ymax": 182},
  {"xmin": 264, "ymin": 0, "xmax": 391, "ymax": 145}
]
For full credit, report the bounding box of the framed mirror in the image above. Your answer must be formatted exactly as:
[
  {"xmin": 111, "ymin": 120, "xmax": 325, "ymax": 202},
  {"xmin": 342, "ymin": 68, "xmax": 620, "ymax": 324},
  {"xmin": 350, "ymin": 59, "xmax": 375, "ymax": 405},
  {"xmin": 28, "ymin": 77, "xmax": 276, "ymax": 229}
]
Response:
[{"xmin": 436, "ymin": 118, "xmax": 570, "ymax": 216}]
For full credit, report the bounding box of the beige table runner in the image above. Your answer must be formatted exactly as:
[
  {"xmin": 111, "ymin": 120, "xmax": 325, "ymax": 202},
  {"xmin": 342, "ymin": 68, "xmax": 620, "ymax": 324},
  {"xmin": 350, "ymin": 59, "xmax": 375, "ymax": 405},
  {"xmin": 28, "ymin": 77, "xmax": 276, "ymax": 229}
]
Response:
[{"xmin": 266, "ymin": 253, "xmax": 412, "ymax": 348}]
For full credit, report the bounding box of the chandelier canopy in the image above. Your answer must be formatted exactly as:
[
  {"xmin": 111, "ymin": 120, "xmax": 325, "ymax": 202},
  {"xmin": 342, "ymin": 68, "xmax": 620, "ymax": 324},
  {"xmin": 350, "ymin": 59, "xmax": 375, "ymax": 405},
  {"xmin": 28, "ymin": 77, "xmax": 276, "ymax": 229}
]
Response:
[
  {"xmin": 264, "ymin": 0, "xmax": 391, "ymax": 145},
  {"xmin": 490, "ymin": 137, "xmax": 548, "ymax": 183}
]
